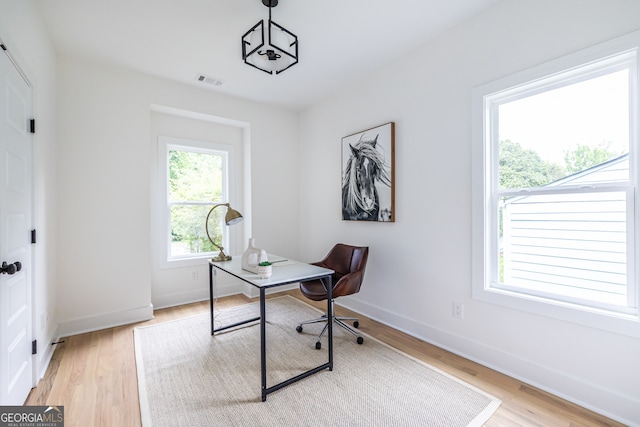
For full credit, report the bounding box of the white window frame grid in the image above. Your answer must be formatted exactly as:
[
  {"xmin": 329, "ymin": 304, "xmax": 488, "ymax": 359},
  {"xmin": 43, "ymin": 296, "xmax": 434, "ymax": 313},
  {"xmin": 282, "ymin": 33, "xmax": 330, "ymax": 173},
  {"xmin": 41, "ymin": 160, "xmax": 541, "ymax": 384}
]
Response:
[
  {"xmin": 471, "ymin": 31, "xmax": 640, "ymax": 338},
  {"xmin": 158, "ymin": 136, "xmax": 235, "ymax": 268}
]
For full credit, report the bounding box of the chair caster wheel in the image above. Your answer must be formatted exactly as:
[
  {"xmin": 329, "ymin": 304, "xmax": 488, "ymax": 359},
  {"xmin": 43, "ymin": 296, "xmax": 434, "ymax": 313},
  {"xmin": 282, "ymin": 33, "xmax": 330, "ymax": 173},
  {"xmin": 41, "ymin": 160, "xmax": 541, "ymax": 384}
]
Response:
[
  {"xmin": 315, "ymin": 341, "xmax": 322, "ymax": 350},
  {"xmin": 353, "ymin": 321, "xmax": 359, "ymax": 328},
  {"xmin": 296, "ymin": 325, "xmax": 303, "ymax": 333},
  {"xmin": 357, "ymin": 336, "xmax": 364, "ymax": 345}
]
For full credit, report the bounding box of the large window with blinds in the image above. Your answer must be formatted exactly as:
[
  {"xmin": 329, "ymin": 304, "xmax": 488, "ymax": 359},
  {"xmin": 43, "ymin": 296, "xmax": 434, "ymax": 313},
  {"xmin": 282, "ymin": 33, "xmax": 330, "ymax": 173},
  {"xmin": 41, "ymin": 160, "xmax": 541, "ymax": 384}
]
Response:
[{"xmin": 472, "ymin": 32, "xmax": 640, "ymax": 335}]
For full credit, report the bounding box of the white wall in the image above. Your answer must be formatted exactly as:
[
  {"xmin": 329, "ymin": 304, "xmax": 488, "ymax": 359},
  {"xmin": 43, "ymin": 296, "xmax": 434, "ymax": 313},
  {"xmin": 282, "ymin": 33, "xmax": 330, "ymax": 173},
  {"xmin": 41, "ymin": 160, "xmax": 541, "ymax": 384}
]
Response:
[
  {"xmin": 299, "ymin": 0, "xmax": 640, "ymax": 424},
  {"xmin": 55, "ymin": 55, "xmax": 300, "ymax": 334},
  {"xmin": 0, "ymin": 0, "xmax": 59, "ymax": 381}
]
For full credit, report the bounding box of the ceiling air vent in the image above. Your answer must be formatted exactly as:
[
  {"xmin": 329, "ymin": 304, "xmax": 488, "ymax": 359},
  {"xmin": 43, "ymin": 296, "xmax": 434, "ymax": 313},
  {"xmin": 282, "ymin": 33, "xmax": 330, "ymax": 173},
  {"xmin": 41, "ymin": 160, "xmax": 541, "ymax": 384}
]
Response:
[{"xmin": 195, "ymin": 74, "xmax": 224, "ymax": 86}]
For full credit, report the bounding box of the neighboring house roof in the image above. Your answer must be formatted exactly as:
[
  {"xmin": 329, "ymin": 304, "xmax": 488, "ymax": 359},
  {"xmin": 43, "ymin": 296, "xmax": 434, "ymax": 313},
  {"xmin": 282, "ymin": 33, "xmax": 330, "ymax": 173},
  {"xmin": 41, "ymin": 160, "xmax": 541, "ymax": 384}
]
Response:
[
  {"xmin": 546, "ymin": 153, "xmax": 629, "ymax": 187},
  {"xmin": 505, "ymin": 153, "xmax": 629, "ymax": 205}
]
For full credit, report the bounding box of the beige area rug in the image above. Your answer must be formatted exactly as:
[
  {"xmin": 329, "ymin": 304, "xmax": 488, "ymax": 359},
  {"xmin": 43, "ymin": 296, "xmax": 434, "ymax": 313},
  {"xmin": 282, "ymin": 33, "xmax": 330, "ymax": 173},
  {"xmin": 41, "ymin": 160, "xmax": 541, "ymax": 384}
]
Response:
[{"xmin": 134, "ymin": 296, "xmax": 500, "ymax": 426}]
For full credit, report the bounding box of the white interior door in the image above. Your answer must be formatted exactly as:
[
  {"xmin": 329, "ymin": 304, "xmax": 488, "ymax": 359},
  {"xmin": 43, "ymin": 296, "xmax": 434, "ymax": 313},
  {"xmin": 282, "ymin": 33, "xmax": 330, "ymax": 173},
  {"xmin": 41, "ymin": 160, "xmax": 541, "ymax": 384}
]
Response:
[{"xmin": 0, "ymin": 49, "xmax": 34, "ymax": 405}]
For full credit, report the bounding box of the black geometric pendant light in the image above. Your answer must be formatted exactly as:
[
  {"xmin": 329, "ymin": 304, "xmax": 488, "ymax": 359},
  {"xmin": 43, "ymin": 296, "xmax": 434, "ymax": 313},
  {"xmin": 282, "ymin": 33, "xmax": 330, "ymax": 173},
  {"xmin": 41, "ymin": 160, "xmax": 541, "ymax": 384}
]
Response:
[{"xmin": 241, "ymin": 0, "xmax": 299, "ymax": 75}]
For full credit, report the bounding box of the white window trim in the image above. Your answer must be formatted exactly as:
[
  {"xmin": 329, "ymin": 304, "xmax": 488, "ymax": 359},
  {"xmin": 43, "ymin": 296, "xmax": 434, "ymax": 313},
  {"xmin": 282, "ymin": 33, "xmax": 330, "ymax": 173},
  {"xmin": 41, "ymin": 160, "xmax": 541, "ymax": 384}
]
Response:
[
  {"xmin": 471, "ymin": 30, "xmax": 640, "ymax": 338},
  {"xmin": 158, "ymin": 135, "xmax": 238, "ymax": 269}
]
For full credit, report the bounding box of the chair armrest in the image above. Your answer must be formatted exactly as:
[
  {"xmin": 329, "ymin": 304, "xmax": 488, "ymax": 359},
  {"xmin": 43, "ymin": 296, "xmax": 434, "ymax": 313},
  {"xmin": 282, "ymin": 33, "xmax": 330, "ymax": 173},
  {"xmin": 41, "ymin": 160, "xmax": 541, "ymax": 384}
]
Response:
[
  {"xmin": 310, "ymin": 260, "xmax": 364, "ymax": 297},
  {"xmin": 332, "ymin": 269, "xmax": 364, "ymax": 297}
]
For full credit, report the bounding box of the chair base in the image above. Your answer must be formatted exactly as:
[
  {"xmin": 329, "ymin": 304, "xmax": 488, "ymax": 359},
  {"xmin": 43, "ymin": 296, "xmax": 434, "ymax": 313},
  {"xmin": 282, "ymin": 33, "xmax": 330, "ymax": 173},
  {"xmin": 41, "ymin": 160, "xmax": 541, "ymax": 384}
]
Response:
[{"xmin": 296, "ymin": 314, "xmax": 364, "ymax": 349}]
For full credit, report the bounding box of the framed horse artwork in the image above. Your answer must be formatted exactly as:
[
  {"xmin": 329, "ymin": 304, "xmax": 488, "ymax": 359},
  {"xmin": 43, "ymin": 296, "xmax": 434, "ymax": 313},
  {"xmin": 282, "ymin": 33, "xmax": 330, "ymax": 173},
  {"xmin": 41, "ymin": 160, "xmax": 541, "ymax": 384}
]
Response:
[{"xmin": 341, "ymin": 122, "xmax": 395, "ymax": 222}]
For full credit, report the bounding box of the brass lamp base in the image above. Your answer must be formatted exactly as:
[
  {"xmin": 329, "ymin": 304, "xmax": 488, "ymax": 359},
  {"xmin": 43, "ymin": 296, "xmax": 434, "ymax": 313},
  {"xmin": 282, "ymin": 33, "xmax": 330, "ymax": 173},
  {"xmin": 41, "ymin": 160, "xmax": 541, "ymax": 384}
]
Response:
[{"xmin": 211, "ymin": 251, "xmax": 232, "ymax": 262}]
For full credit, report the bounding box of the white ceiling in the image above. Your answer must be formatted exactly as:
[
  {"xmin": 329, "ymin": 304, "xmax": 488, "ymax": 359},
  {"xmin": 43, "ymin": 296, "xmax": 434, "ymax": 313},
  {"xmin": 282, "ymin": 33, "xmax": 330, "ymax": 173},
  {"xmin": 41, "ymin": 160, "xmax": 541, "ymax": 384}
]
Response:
[{"xmin": 35, "ymin": 0, "xmax": 499, "ymax": 111}]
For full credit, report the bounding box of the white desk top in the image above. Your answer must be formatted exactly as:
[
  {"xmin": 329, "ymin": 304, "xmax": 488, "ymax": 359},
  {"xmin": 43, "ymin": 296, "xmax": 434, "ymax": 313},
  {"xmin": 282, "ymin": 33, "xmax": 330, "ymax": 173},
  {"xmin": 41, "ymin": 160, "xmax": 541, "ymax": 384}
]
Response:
[{"xmin": 210, "ymin": 256, "xmax": 333, "ymax": 288}]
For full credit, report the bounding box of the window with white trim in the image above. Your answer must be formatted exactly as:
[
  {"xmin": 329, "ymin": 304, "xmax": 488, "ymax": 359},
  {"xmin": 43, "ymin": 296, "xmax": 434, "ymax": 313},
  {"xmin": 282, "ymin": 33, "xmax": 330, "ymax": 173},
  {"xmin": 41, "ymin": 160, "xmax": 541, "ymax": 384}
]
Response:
[
  {"xmin": 159, "ymin": 136, "xmax": 234, "ymax": 264},
  {"xmin": 472, "ymin": 33, "xmax": 640, "ymax": 334}
]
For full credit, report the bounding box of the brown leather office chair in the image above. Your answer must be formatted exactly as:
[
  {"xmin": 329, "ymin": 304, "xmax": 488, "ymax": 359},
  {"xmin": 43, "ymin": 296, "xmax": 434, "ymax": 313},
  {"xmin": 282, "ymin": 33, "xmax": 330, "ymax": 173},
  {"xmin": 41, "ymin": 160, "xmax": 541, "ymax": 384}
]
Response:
[{"xmin": 296, "ymin": 244, "xmax": 369, "ymax": 349}]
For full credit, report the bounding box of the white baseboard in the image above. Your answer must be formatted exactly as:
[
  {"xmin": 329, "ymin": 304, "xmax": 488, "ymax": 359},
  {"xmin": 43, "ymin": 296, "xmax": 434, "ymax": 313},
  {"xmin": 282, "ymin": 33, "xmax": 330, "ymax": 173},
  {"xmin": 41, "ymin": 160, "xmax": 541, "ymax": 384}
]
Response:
[
  {"xmin": 338, "ymin": 297, "xmax": 639, "ymax": 427},
  {"xmin": 31, "ymin": 324, "xmax": 60, "ymax": 392},
  {"xmin": 57, "ymin": 303, "xmax": 154, "ymax": 337},
  {"xmin": 37, "ymin": 326, "xmax": 59, "ymax": 380}
]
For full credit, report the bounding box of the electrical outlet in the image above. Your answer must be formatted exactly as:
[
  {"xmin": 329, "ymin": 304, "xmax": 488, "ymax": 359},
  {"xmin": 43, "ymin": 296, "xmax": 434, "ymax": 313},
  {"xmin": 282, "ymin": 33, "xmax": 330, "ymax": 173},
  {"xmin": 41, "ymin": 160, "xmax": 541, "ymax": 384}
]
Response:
[
  {"xmin": 191, "ymin": 270, "xmax": 199, "ymax": 280},
  {"xmin": 452, "ymin": 301, "xmax": 464, "ymax": 319}
]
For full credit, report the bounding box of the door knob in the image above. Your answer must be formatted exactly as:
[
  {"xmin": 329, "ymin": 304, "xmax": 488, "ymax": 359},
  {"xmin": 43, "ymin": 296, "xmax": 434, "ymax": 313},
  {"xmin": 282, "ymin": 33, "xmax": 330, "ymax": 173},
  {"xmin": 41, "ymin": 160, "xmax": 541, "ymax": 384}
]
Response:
[{"xmin": 1, "ymin": 261, "xmax": 21, "ymax": 275}]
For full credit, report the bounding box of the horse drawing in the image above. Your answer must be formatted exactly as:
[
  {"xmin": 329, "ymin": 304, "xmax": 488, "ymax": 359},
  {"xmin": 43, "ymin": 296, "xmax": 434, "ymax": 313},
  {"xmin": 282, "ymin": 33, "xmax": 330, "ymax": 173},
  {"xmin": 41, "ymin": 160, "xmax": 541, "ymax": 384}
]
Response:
[{"xmin": 342, "ymin": 134, "xmax": 391, "ymax": 221}]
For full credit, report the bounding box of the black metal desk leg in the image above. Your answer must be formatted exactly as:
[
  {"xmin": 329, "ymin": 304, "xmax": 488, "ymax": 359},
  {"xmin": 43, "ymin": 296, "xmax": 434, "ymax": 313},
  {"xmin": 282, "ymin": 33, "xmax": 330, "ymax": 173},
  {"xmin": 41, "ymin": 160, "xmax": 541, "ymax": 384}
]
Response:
[
  {"xmin": 209, "ymin": 264, "xmax": 215, "ymax": 335},
  {"xmin": 327, "ymin": 275, "xmax": 333, "ymax": 370},
  {"xmin": 260, "ymin": 288, "xmax": 267, "ymax": 402}
]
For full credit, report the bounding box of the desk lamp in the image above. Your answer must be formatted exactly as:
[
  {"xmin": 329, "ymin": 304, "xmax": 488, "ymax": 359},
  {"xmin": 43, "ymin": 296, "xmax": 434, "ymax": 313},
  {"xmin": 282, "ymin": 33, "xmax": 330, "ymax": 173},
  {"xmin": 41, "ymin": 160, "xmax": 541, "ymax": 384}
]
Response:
[{"xmin": 205, "ymin": 203, "xmax": 244, "ymax": 262}]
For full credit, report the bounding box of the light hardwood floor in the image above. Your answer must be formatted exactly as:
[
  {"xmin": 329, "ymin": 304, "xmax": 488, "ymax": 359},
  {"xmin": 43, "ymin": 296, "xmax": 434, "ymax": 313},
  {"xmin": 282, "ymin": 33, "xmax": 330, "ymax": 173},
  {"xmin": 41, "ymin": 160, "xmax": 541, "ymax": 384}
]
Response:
[{"xmin": 26, "ymin": 290, "xmax": 624, "ymax": 427}]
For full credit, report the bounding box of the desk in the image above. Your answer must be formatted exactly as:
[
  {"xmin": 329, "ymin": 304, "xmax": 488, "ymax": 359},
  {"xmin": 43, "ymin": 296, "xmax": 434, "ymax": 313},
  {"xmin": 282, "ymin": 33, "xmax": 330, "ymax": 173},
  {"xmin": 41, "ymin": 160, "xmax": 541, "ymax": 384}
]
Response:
[{"xmin": 209, "ymin": 257, "xmax": 334, "ymax": 401}]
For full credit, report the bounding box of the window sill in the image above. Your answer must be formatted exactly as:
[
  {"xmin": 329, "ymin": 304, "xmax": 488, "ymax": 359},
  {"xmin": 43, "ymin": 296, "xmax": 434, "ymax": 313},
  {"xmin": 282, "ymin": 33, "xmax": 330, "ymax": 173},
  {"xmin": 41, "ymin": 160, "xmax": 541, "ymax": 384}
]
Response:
[
  {"xmin": 472, "ymin": 285, "xmax": 640, "ymax": 339},
  {"xmin": 159, "ymin": 254, "xmax": 213, "ymax": 270}
]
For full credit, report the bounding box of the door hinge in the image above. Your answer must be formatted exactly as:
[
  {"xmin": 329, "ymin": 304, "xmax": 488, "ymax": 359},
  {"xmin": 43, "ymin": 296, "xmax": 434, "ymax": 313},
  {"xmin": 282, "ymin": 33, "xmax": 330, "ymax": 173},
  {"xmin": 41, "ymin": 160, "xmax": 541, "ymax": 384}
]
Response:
[
  {"xmin": 30, "ymin": 118, "xmax": 35, "ymax": 134},
  {"xmin": 31, "ymin": 229, "xmax": 36, "ymax": 244},
  {"xmin": 32, "ymin": 340, "xmax": 37, "ymax": 355}
]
